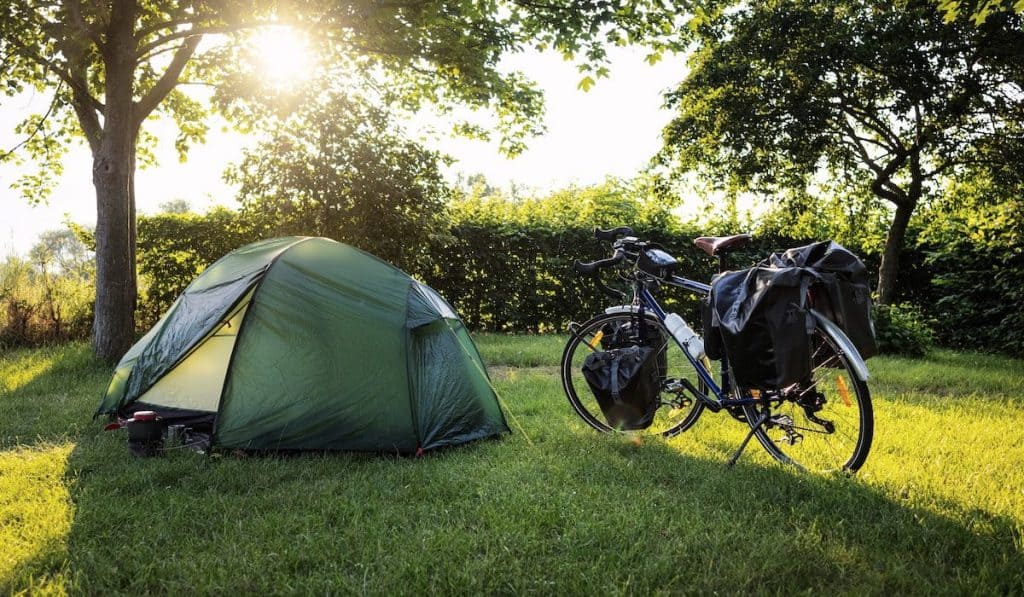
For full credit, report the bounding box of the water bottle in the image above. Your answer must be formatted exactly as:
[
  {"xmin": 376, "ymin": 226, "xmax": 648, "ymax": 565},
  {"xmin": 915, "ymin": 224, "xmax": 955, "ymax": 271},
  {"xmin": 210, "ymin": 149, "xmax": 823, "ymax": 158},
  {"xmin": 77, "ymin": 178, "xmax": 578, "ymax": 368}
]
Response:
[{"xmin": 664, "ymin": 313, "xmax": 705, "ymax": 361}]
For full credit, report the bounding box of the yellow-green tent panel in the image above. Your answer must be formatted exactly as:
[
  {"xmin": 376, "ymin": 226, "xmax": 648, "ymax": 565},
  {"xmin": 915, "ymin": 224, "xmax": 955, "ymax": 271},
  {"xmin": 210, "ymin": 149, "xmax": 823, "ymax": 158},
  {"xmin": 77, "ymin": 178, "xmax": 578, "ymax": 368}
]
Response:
[{"xmin": 137, "ymin": 303, "xmax": 248, "ymax": 412}]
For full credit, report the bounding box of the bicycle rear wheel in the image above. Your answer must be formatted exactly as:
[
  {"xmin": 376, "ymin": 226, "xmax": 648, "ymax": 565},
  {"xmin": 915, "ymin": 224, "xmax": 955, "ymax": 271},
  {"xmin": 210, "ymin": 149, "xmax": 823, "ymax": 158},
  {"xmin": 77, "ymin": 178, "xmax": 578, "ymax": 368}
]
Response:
[
  {"xmin": 740, "ymin": 325, "xmax": 873, "ymax": 473},
  {"xmin": 561, "ymin": 312, "xmax": 707, "ymax": 437}
]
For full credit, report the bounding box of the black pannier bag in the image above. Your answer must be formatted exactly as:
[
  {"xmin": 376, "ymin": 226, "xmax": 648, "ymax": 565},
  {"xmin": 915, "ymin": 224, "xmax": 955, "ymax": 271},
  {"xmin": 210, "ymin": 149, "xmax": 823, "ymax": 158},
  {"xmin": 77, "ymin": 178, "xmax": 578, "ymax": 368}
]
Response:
[
  {"xmin": 767, "ymin": 241, "xmax": 877, "ymax": 359},
  {"xmin": 599, "ymin": 318, "xmax": 669, "ymax": 380},
  {"xmin": 582, "ymin": 345, "xmax": 661, "ymax": 430},
  {"xmin": 706, "ymin": 266, "xmax": 815, "ymax": 390},
  {"xmin": 702, "ymin": 295, "xmax": 725, "ymax": 361}
]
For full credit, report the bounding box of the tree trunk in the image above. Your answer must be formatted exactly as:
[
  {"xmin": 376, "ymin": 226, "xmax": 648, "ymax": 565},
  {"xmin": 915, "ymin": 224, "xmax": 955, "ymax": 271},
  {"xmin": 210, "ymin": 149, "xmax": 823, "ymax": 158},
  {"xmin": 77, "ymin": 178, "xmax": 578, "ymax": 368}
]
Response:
[
  {"xmin": 91, "ymin": 0, "xmax": 138, "ymax": 363},
  {"xmin": 91, "ymin": 138, "xmax": 137, "ymax": 362},
  {"xmin": 876, "ymin": 200, "xmax": 916, "ymax": 305}
]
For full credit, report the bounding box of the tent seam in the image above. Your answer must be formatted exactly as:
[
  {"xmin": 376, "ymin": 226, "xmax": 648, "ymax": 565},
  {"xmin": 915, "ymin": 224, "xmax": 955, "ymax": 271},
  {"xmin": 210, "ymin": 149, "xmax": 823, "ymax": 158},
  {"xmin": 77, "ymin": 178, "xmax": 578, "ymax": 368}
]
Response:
[
  {"xmin": 120, "ymin": 240, "xmax": 310, "ymax": 412},
  {"xmin": 403, "ymin": 278, "xmax": 422, "ymax": 448}
]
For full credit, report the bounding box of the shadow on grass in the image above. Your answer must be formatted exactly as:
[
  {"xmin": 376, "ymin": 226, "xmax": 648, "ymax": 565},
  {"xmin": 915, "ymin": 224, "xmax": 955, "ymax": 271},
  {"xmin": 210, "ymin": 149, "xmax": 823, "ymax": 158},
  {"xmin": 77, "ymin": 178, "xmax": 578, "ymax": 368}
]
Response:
[
  {"xmin": 0, "ymin": 343, "xmax": 109, "ymax": 450},
  {"xmin": 3, "ymin": 344, "xmax": 1022, "ymax": 594},
  {"xmin": 52, "ymin": 426, "xmax": 1024, "ymax": 594}
]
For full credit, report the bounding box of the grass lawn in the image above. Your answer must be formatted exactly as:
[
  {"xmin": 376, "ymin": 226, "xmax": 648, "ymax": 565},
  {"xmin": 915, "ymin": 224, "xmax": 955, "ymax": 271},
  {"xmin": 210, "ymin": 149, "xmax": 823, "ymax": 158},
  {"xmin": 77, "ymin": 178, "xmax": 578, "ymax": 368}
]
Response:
[{"xmin": 2, "ymin": 336, "xmax": 1023, "ymax": 594}]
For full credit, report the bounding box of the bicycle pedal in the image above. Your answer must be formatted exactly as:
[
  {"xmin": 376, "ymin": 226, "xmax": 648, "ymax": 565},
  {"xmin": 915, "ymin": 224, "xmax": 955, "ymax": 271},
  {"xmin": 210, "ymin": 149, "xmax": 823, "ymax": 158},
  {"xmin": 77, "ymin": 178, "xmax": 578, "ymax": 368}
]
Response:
[{"xmin": 768, "ymin": 414, "xmax": 794, "ymax": 427}]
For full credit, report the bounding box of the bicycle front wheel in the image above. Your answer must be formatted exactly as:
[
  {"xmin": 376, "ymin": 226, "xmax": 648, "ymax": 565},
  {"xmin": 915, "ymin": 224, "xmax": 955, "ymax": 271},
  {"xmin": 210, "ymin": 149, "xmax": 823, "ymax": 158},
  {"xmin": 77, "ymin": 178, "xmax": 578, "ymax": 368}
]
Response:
[
  {"xmin": 560, "ymin": 311, "xmax": 707, "ymax": 437},
  {"xmin": 740, "ymin": 325, "xmax": 873, "ymax": 473}
]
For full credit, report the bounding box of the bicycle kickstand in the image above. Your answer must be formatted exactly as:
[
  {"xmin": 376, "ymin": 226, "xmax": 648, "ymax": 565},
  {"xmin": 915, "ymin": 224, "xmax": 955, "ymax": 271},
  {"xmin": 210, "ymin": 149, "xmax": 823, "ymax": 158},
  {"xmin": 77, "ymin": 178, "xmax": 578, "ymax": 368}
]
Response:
[{"xmin": 727, "ymin": 411, "xmax": 770, "ymax": 467}]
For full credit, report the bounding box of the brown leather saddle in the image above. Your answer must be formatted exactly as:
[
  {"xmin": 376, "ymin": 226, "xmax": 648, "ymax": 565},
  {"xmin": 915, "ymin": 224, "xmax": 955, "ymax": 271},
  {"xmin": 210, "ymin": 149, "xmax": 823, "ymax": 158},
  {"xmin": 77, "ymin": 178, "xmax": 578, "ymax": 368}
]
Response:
[{"xmin": 693, "ymin": 234, "xmax": 753, "ymax": 257}]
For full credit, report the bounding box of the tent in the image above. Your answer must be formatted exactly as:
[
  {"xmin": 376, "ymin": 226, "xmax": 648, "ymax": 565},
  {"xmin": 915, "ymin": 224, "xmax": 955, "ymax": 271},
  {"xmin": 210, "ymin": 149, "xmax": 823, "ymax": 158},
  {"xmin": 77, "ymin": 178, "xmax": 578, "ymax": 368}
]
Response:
[{"xmin": 96, "ymin": 236, "xmax": 509, "ymax": 453}]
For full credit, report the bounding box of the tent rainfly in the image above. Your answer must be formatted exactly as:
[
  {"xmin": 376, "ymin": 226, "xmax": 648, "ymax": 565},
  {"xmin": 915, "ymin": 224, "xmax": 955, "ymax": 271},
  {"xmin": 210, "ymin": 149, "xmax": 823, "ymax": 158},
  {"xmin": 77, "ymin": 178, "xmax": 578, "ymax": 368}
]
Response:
[{"xmin": 96, "ymin": 237, "xmax": 509, "ymax": 453}]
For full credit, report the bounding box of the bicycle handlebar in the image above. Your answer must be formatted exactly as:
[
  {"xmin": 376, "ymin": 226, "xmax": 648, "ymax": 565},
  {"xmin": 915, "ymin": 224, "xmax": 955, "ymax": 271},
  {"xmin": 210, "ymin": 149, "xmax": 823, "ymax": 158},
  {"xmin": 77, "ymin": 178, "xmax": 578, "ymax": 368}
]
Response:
[
  {"xmin": 574, "ymin": 248, "xmax": 625, "ymax": 276},
  {"xmin": 594, "ymin": 226, "xmax": 634, "ymax": 241}
]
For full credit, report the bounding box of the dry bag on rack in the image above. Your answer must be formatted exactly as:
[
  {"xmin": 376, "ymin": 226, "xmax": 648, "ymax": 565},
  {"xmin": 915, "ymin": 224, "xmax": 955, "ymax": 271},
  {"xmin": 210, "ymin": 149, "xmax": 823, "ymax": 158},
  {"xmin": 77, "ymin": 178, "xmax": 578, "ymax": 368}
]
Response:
[
  {"xmin": 766, "ymin": 241, "xmax": 877, "ymax": 359},
  {"xmin": 706, "ymin": 266, "xmax": 815, "ymax": 390},
  {"xmin": 582, "ymin": 345, "xmax": 661, "ymax": 430}
]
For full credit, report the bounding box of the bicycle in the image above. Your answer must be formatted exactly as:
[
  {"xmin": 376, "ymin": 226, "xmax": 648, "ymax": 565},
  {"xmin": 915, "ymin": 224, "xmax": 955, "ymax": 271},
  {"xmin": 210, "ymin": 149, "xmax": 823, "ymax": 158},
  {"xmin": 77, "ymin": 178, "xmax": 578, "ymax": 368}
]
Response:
[{"xmin": 560, "ymin": 226, "xmax": 873, "ymax": 473}]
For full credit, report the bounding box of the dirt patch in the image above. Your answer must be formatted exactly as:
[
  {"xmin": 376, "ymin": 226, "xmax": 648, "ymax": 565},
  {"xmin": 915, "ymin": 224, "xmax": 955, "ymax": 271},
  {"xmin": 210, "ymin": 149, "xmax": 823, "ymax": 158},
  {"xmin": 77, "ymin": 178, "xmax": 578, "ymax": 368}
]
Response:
[{"xmin": 487, "ymin": 365, "xmax": 560, "ymax": 380}]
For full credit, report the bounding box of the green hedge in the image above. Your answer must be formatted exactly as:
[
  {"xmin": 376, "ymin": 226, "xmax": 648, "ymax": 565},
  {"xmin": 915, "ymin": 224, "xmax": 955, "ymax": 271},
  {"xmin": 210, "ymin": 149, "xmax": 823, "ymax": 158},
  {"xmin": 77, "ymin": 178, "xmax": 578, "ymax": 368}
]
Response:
[
  {"xmin": 133, "ymin": 212, "xmax": 815, "ymax": 332},
  {"xmin": 420, "ymin": 223, "xmax": 817, "ymax": 332}
]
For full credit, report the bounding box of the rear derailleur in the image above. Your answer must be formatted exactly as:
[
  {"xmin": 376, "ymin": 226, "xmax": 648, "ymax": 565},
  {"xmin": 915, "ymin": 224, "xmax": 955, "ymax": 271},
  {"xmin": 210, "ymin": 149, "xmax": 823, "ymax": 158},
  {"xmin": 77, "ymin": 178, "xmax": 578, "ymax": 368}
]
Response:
[
  {"xmin": 765, "ymin": 413, "xmax": 803, "ymax": 445},
  {"xmin": 793, "ymin": 388, "xmax": 835, "ymax": 434}
]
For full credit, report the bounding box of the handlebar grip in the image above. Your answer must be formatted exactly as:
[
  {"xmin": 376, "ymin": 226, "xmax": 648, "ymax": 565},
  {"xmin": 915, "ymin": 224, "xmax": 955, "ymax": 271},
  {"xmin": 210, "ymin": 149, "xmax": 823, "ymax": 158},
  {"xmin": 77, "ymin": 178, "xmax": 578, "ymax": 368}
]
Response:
[
  {"xmin": 574, "ymin": 249, "xmax": 625, "ymax": 275},
  {"xmin": 594, "ymin": 226, "xmax": 634, "ymax": 241}
]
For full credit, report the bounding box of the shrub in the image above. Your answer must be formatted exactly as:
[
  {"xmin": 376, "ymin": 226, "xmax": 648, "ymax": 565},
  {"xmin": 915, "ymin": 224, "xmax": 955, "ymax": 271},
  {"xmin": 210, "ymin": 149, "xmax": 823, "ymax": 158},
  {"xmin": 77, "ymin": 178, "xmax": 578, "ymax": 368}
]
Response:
[
  {"xmin": 0, "ymin": 252, "xmax": 93, "ymax": 349},
  {"xmin": 915, "ymin": 177, "xmax": 1024, "ymax": 357},
  {"xmin": 872, "ymin": 303, "xmax": 935, "ymax": 357}
]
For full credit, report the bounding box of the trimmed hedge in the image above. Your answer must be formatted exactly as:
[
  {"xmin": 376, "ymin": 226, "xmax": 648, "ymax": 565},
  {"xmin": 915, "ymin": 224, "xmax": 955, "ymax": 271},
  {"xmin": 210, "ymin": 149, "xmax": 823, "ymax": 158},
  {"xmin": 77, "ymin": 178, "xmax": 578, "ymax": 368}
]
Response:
[{"xmin": 133, "ymin": 212, "xmax": 819, "ymax": 332}]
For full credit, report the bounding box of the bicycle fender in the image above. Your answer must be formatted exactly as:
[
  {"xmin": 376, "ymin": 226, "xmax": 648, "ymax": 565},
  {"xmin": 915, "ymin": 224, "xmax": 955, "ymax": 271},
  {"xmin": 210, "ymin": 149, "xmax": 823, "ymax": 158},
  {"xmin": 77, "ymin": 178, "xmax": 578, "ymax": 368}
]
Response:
[
  {"xmin": 810, "ymin": 309, "xmax": 870, "ymax": 382},
  {"xmin": 604, "ymin": 305, "xmax": 640, "ymax": 315}
]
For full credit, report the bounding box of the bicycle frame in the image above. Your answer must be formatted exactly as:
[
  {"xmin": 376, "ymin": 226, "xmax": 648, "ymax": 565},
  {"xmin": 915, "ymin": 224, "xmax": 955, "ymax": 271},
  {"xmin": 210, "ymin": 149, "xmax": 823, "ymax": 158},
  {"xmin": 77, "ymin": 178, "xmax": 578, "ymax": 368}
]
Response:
[
  {"xmin": 608, "ymin": 275, "xmax": 764, "ymax": 409},
  {"xmin": 606, "ymin": 272, "xmax": 870, "ymax": 412}
]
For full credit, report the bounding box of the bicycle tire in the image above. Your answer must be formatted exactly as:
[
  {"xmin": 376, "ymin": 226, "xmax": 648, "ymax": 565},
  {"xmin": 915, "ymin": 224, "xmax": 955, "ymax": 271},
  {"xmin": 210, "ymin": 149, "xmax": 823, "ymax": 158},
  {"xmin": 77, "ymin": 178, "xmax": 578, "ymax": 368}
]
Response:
[
  {"xmin": 740, "ymin": 325, "xmax": 873, "ymax": 473},
  {"xmin": 561, "ymin": 311, "xmax": 707, "ymax": 437}
]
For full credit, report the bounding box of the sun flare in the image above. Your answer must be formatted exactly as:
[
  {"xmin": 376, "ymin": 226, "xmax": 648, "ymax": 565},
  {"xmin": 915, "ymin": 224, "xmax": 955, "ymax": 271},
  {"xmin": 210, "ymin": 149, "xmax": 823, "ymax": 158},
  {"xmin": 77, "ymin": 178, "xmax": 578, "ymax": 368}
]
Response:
[{"xmin": 250, "ymin": 26, "xmax": 317, "ymax": 89}]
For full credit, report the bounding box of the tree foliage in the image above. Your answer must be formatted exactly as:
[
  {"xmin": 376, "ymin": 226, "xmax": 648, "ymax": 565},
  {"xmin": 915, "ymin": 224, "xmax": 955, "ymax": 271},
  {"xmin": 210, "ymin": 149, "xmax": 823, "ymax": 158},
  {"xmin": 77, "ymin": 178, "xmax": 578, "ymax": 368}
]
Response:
[
  {"xmin": 225, "ymin": 93, "xmax": 450, "ymax": 273},
  {"xmin": 916, "ymin": 174, "xmax": 1024, "ymax": 355},
  {"xmin": 0, "ymin": 230, "xmax": 94, "ymax": 347},
  {"xmin": 1, "ymin": 0, "xmax": 696, "ymax": 361},
  {"xmin": 937, "ymin": 0, "xmax": 1024, "ymax": 25},
  {"xmin": 135, "ymin": 207, "xmax": 255, "ymax": 325},
  {"xmin": 659, "ymin": 0, "xmax": 1024, "ymax": 303}
]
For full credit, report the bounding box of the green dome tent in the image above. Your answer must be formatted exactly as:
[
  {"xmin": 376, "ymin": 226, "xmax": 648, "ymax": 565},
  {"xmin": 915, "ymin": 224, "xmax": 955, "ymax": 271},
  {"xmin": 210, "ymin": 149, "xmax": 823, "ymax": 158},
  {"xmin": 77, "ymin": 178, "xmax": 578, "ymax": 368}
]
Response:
[{"xmin": 96, "ymin": 237, "xmax": 509, "ymax": 453}]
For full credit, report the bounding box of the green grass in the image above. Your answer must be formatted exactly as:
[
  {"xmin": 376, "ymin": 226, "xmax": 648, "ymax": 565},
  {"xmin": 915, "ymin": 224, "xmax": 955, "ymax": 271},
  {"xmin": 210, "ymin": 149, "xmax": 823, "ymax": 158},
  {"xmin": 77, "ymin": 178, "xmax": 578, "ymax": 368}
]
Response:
[{"xmin": 2, "ymin": 339, "xmax": 1023, "ymax": 594}]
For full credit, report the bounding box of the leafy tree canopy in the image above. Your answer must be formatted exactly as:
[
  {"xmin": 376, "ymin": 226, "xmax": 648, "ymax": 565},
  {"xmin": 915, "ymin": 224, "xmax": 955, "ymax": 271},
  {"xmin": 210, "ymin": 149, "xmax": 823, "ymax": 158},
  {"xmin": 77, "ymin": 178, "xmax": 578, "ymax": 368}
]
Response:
[
  {"xmin": 225, "ymin": 91, "xmax": 450, "ymax": 273},
  {"xmin": 28, "ymin": 228, "xmax": 94, "ymax": 279},
  {"xmin": 0, "ymin": 0, "xmax": 697, "ymax": 199},
  {"xmin": 451, "ymin": 176, "xmax": 681, "ymax": 232},
  {"xmin": 657, "ymin": 0, "xmax": 1024, "ymax": 302},
  {"xmin": 937, "ymin": 0, "xmax": 1024, "ymax": 25},
  {"xmin": 0, "ymin": 0, "xmax": 700, "ymax": 360},
  {"xmin": 157, "ymin": 198, "xmax": 191, "ymax": 214}
]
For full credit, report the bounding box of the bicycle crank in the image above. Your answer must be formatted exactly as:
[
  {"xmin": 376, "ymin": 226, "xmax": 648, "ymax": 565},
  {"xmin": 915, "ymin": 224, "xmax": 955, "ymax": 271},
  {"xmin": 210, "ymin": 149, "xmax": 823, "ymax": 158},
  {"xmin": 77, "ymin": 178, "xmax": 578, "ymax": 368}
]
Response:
[{"xmin": 660, "ymin": 379, "xmax": 693, "ymax": 412}]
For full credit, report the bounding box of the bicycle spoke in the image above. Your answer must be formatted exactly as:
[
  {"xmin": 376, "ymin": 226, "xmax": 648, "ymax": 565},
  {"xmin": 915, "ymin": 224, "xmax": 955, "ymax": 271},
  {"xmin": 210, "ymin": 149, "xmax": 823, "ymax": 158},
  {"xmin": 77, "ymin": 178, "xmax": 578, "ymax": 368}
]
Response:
[
  {"xmin": 562, "ymin": 312, "xmax": 706, "ymax": 438},
  {"xmin": 742, "ymin": 325, "xmax": 872, "ymax": 473}
]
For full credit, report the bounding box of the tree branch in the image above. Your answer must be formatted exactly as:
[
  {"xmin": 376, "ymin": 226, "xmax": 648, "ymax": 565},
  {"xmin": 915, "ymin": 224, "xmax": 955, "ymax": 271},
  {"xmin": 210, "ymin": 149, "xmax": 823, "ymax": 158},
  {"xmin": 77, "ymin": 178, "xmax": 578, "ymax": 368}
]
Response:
[
  {"xmin": 837, "ymin": 101, "xmax": 903, "ymax": 152},
  {"xmin": 71, "ymin": 90, "xmax": 103, "ymax": 153},
  {"xmin": 871, "ymin": 149, "xmax": 911, "ymax": 208},
  {"xmin": 4, "ymin": 38, "xmax": 103, "ymax": 113},
  {"xmin": 0, "ymin": 82, "xmax": 64, "ymax": 160},
  {"xmin": 66, "ymin": 0, "xmax": 104, "ymax": 51},
  {"xmin": 134, "ymin": 13, "xmax": 209, "ymax": 40},
  {"xmin": 838, "ymin": 116, "xmax": 885, "ymax": 177},
  {"xmin": 134, "ymin": 35, "xmax": 201, "ymax": 125},
  {"xmin": 135, "ymin": 21, "xmax": 278, "ymax": 57}
]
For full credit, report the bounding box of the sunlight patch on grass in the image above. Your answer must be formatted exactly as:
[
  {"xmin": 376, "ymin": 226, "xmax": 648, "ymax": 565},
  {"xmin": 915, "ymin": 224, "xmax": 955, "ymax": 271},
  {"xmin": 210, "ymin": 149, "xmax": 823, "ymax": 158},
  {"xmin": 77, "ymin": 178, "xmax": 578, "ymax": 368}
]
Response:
[
  {"xmin": 865, "ymin": 396, "xmax": 1024, "ymax": 521},
  {"xmin": 0, "ymin": 353, "xmax": 55, "ymax": 395},
  {"xmin": 0, "ymin": 443, "xmax": 74, "ymax": 595}
]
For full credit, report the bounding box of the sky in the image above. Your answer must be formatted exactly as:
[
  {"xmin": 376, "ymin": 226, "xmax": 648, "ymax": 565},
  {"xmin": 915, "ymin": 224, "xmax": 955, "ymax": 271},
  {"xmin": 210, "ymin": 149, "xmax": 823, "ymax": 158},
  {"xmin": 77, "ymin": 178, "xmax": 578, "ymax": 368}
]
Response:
[{"xmin": 0, "ymin": 44, "xmax": 688, "ymax": 256}]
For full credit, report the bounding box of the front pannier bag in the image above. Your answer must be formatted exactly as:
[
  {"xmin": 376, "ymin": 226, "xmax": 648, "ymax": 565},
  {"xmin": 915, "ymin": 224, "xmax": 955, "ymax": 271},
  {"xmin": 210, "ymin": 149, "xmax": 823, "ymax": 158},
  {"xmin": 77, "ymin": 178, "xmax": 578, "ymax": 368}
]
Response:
[
  {"xmin": 582, "ymin": 345, "xmax": 661, "ymax": 430},
  {"xmin": 599, "ymin": 319, "xmax": 669, "ymax": 381}
]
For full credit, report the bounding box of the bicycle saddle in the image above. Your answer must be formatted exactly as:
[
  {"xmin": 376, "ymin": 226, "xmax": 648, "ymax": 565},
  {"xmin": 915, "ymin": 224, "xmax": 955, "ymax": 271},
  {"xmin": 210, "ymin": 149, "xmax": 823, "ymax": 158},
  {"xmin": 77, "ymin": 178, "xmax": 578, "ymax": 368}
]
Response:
[{"xmin": 693, "ymin": 234, "xmax": 753, "ymax": 256}]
